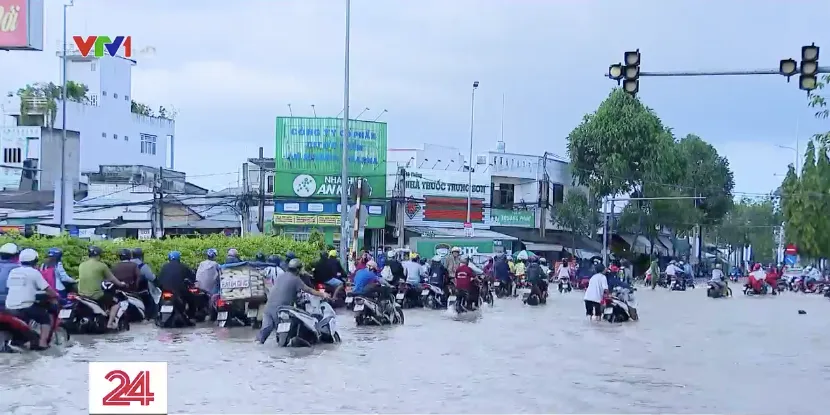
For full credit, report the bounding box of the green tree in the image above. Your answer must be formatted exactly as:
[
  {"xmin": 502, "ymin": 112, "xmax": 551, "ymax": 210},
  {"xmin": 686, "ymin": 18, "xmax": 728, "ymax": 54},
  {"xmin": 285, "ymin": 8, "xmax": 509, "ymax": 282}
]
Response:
[
  {"xmin": 808, "ymin": 74, "xmax": 829, "ymax": 144},
  {"xmin": 131, "ymin": 100, "xmax": 154, "ymax": 116},
  {"xmin": 551, "ymin": 189, "xmax": 596, "ymax": 253},
  {"xmin": 16, "ymin": 81, "xmax": 89, "ymax": 126},
  {"xmin": 715, "ymin": 198, "xmax": 779, "ymax": 264},
  {"xmin": 674, "ymin": 134, "xmax": 735, "ymax": 224},
  {"xmin": 779, "ymin": 140, "xmax": 830, "ymax": 259}
]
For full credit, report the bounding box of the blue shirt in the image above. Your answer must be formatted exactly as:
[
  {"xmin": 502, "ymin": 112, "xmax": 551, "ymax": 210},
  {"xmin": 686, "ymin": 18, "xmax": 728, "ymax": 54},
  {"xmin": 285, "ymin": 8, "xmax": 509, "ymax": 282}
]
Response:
[
  {"xmin": 353, "ymin": 268, "xmax": 379, "ymax": 294},
  {"xmin": 0, "ymin": 259, "xmax": 20, "ymax": 307},
  {"xmin": 494, "ymin": 260, "xmax": 510, "ymax": 281}
]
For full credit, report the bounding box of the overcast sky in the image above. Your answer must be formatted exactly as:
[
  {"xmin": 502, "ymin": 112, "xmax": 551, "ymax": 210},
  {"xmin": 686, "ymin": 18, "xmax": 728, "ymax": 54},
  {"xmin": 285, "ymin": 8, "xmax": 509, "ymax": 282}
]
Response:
[{"xmin": 2, "ymin": 0, "xmax": 828, "ymax": 196}]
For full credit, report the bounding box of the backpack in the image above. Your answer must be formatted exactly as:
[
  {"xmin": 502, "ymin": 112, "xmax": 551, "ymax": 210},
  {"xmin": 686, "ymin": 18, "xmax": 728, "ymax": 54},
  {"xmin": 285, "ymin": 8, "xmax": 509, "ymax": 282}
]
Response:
[{"xmin": 40, "ymin": 265, "xmax": 57, "ymax": 290}]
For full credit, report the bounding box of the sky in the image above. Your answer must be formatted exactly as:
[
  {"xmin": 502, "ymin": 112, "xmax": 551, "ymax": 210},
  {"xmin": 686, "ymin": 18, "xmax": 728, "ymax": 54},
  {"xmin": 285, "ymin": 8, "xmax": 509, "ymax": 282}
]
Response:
[{"xmin": 2, "ymin": 0, "xmax": 828, "ymax": 197}]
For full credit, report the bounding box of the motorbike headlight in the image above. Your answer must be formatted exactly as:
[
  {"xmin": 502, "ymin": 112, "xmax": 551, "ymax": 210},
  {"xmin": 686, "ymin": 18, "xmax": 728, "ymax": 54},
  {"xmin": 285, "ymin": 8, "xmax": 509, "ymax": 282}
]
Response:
[{"xmin": 278, "ymin": 312, "xmax": 290, "ymax": 320}]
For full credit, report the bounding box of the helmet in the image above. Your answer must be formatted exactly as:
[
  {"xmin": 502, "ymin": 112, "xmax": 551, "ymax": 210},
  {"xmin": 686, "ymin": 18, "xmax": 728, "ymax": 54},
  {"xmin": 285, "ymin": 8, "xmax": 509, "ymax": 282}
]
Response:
[
  {"xmin": 328, "ymin": 250, "xmax": 337, "ymax": 258},
  {"xmin": 715, "ymin": 263, "xmax": 722, "ymax": 269},
  {"xmin": 679, "ymin": 261, "xmax": 685, "ymax": 266},
  {"xmin": 255, "ymin": 252, "xmax": 266, "ymax": 262},
  {"xmin": 366, "ymin": 260, "xmax": 378, "ymax": 270},
  {"xmin": 593, "ymin": 263, "xmax": 606, "ymax": 274},
  {"xmin": 287, "ymin": 258, "xmax": 302, "ymax": 272},
  {"xmin": 539, "ymin": 258, "xmax": 547, "ymax": 264},
  {"xmin": 168, "ymin": 251, "xmax": 182, "ymax": 261},
  {"xmin": 0, "ymin": 242, "xmax": 18, "ymax": 255},
  {"xmin": 609, "ymin": 264, "xmax": 620, "ymax": 273},
  {"xmin": 131, "ymin": 248, "xmax": 144, "ymax": 259},
  {"xmin": 88, "ymin": 246, "xmax": 103, "ymax": 257},
  {"xmin": 410, "ymin": 253, "xmax": 419, "ymax": 261},
  {"xmin": 206, "ymin": 248, "xmax": 218, "ymax": 259},
  {"xmin": 18, "ymin": 248, "xmax": 38, "ymax": 264},
  {"xmin": 669, "ymin": 260, "xmax": 677, "ymax": 265},
  {"xmin": 118, "ymin": 248, "xmax": 132, "ymax": 261},
  {"xmin": 752, "ymin": 263, "xmax": 761, "ymax": 271},
  {"xmin": 432, "ymin": 255, "xmax": 442, "ymax": 262},
  {"xmin": 286, "ymin": 251, "xmax": 296, "ymax": 260},
  {"xmin": 267, "ymin": 255, "xmax": 280, "ymax": 265},
  {"xmin": 387, "ymin": 251, "xmax": 396, "ymax": 259},
  {"xmin": 227, "ymin": 248, "xmax": 239, "ymax": 257},
  {"xmin": 451, "ymin": 247, "xmax": 461, "ymax": 253},
  {"xmin": 47, "ymin": 247, "xmax": 63, "ymax": 258}
]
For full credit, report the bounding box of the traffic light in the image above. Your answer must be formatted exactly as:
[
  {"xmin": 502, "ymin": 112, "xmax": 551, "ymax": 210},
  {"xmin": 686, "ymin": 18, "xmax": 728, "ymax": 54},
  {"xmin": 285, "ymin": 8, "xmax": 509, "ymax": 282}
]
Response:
[
  {"xmin": 799, "ymin": 43, "xmax": 819, "ymax": 91},
  {"xmin": 622, "ymin": 50, "xmax": 641, "ymax": 95}
]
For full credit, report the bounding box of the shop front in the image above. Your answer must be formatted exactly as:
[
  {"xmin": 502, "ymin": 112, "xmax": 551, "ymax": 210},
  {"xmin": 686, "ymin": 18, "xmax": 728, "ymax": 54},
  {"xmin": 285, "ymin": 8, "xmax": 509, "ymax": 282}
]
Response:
[
  {"xmin": 410, "ymin": 237, "xmax": 502, "ymax": 260},
  {"xmin": 272, "ymin": 201, "xmax": 386, "ymax": 249}
]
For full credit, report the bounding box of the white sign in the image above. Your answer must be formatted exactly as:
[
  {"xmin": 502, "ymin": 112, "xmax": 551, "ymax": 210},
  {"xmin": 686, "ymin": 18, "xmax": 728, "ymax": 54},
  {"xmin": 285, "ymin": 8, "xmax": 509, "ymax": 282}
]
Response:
[
  {"xmin": 138, "ymin": 229, "xmax": 152, "ymax": 240},
  {"xmin": 464, "ymin": 222, "xmax": 474, "ymax": 237},
  {"xmin": 389, "ymin": 168, "xmax": 492, "ymax": 229}
]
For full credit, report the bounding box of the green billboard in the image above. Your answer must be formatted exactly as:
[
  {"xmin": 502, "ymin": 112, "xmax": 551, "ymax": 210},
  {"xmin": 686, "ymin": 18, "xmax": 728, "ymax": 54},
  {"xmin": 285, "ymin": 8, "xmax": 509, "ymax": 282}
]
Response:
[{"xmin": 274, "ymin": 117, "xmax": 387, "ymax": 199}]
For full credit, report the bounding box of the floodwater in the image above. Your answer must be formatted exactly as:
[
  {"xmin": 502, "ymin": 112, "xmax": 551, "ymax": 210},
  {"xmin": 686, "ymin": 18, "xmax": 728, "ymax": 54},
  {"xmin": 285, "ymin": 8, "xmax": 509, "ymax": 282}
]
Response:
[{"xmin": 2, "ymin": 286, "xmax": 829, "ymax": 414}]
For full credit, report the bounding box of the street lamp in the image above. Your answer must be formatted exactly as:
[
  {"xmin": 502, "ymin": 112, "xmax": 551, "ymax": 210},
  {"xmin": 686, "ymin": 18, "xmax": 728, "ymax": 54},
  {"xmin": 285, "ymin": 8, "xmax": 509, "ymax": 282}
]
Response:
[
  {"xmin": 338, "ymin": 0, "xmax": 352, "ymax": 267},
  {"xmin": 466, "ymin": 81, "xmax": 479, "ymax": 227}
]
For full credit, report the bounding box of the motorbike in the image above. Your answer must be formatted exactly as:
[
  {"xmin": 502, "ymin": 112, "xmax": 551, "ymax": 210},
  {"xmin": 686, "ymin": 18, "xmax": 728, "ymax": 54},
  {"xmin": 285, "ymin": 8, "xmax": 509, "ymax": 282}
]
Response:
[
  {"xmin": 492, "ymin": 279, "xmax": 512, "ymax": 298},
  {"xmin": 706, "ymin": 281, "xmax": 732, "ymax": 298},
  {"xmin": 602, "ymin": 287, "xmax": 639, "ymax": 323},
  {"xmin": 316, "ymin": 280, "xmax": 346, "ymax": 309},
  {"xmin": 344, "ymin": 284, "xmax": 357, "ymax": 311},
  {"xmin": 275, "ymin": 293, "xmax": 341, "ymax": 347},
  {"xmin": 156, "ymin": 290, "xmax": 192, "ymax": 328},
  {"xmin": 744, "ymin": 281, "xmax": 773, "ymax": 296},
  {"xmin": 479, "ymin": 279, "xmax": 494, "ymax": 307},
  {"xmin": 395, "ymin": 281, "xmax": 423, "ymax": 309},
  {"xmin": 823, "ymin": 284, "xmax": 830, "ymax": 298},
  {"xmin": 0, "ymin": 294, "xmax": 69, "ymax": 352},
  {"xmin": 354, "ymin": 289, "xmax": 404, "ymax": 326},
  {"xmin": 776, "ymin": 279, "xmax": 790, "ymax": 292},
  {"xmin": 669, "ymin": 275, "xmax": 686, "ymax": 291},
  {"xmin": 791, "ymin": 276, "xmax": 819, "ymax": 293},
  {"xmin": 522, "ymin": 280, "xmax": 548, "ymax": 306},
  {"xmin": 420, "ymin": 282, "xmax": 447, "ymax": 309},
  {"xmin": 557, "ymin": 278, "xmax": 572, "ymax": 293},
  {"xmin": 59, "ymin": 282, "xmax": 131, "ymax": 334}
]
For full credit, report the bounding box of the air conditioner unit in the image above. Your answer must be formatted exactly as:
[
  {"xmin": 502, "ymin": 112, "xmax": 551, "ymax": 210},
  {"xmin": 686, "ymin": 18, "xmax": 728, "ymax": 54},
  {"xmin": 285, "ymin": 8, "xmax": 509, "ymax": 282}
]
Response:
[{"xmin": 476, "ymin": 155, "xmax": 487, "ymax": 165}]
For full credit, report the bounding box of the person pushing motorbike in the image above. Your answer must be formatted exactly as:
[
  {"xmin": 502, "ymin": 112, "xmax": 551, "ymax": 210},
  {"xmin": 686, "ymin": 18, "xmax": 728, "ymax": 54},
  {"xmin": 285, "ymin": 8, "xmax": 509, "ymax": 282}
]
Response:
[{"xmin": 257, "ymin": 258, "xmax": 330, "ymax": 344}]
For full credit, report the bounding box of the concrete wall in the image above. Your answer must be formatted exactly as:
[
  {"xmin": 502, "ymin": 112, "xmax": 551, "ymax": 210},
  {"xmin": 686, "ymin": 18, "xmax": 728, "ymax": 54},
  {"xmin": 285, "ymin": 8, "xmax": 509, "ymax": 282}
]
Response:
[{"xmin": 39, "ymin": 128, "xmax": 81, "ymax": 191}]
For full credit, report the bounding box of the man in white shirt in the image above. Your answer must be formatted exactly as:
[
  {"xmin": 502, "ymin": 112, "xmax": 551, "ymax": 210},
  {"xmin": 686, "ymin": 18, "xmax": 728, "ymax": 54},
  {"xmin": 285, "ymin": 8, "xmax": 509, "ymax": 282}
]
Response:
[
  {"xmin": 665, "ymin": 260, "xmax": 678, "ymax": 277},
  {"xmin": 583, "ymin": 263, "xmax": 609, "ymax": 321},
  {"xmin": 5, "ymin": 249, "xmax": 59, "ymax": 350}
]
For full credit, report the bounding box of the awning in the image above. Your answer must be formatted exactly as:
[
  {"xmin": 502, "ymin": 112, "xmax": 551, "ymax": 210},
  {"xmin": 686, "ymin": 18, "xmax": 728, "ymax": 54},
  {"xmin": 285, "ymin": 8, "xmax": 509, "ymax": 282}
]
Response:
[
  {"xmin": 525, "ymin": 242, "xmax": 563, "ymax": 252},
  {"xmin": 619, "ymin": 234, "xmax": 652, "ymax": 254},
  {"xmin": 565, "ymin": 247, "xmax": 602, "ymax": 259},
  {"xmin": 408, "ymin": 227, "xmax": 518, "ymax": 240}
]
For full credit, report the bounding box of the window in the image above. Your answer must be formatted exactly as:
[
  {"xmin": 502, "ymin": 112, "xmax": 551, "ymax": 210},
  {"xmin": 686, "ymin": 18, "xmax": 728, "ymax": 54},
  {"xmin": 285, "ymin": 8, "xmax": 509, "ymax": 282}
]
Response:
[
  {"xmin": 492, "ymin": 183, "xmax": 515, "ymax": 209},
  {"xmin": 266, "ymin": 175, "xmax": 274, "ymax": 193},
  {"xmin": 3, "ymin": 147, "xmax": 22, "ymax": 163},
  {"xmin": 102, "ymin": 91, "xmax": 107, "ymax": 96},
  {"xmin": 551, "ymin": 183, "xmax": 565, "ymax": 205},
  {"xmin": 113, "ymin": 134, "xmax": 118, "ymax": 140},
  {"xmin": 91, "ymin": 62, "xmax": 96, "ymax": 71},
  {"xmin": 140, "ymin": 133, "xmax": 157, "ymax": 155},
  {"xmin": 125, "ymin": 95, "xmax": 129, "ymax": 101},
  {"xmin": 102, "ymin": 132, "xmax": 107, "ymax": 138},
  {"xmin": 114, "ymin": 93, "xmax": 118, "ymax": 99},
  {"xmin": 124, "ymin": 135, "xmax": 129, "ymax": 141}
]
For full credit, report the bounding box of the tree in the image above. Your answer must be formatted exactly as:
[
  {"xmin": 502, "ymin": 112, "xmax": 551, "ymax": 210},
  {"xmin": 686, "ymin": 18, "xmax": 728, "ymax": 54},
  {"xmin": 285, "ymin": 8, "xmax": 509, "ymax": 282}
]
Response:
[
  {"xmin": 715, "ymin": 198, "xmax": 779, "ymax": 264},
  {"xmin": 808, "ymin": 74, "xmax": 829, "ymax": 144},
  {"xmin": 131, "ymin": 100, "xmax": 153, "ymax": 116},
  {"xmin": 16, "ymin": 81, "xmax": 89, "ymax": 126},
  {"xmin": 674, "ymin": 134, "xmax": 735, "ymax": 224},
  {"xmin": 551, "ymin": 189, "xmax": 597, "ymax": 254},
  {"xmin": 567, "ymin": 88, "xmax": 670, "ymax": 199}
]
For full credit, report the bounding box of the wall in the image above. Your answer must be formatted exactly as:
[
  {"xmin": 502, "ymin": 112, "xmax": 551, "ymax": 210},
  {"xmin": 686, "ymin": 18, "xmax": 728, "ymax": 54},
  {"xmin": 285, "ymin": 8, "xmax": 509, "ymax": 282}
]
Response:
[
  {"xmin": 0, "ymin": 126, "xmax": 39, "ymax": 190},
  {"xmin": 38, "ymin": 128, "xmax": 81, "ymax": 191},
  {"xmin": 391, "ymin": 167, "xmax": 491, "ymax": 229}
]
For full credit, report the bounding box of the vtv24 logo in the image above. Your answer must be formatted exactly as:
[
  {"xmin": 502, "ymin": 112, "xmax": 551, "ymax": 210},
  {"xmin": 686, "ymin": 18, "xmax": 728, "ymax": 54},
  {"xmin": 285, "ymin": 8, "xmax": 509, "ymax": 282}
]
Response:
[
  {"xmin": 73, "ymin": 35, "xmax": 132, "ymax": 58},
  {"xmin": 88, "ymin": 361, "xmax": 168, "ymax": 415}
]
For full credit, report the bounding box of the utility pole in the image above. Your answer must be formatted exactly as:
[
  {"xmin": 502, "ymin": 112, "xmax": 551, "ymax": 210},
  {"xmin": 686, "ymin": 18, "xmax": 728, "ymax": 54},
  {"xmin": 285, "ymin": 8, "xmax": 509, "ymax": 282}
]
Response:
[
  {"xmin": 352, "ymin": 178, "xmax": 364, "ymax": 254},
  {"xmin": 241, "ymin": 162, "xmax": 250, "ymax": 236},
  {"xmin": 538, "ymin": 153, "xmax": 550, "ymax": 238},
  {"xmin": 150, "ymin": 176, "xmax": 157, "ymax": 239},
  {"xmin": 158, "ymin": 167, "xmax": 165, "ymax": 239},
  {"xmin": 396, "ymin": 166, "xmax": 406, "ymax": 248},
  {"xmin": 257, "ymin": 147, "xmax": 266, "ymax": 233},
  {"xmin": 59, "ymin": 0, "xmax": 73, "ymax": 233},
  {"xmin": 602, "ymin": 195, "xmax": 705, "ymax": 265}
]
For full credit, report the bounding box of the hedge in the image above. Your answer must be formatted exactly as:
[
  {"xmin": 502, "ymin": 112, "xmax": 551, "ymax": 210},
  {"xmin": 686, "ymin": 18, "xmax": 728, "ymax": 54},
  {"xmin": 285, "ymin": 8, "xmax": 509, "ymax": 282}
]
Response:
[{"xmin": 0, "ymin": 234, "xmax": 322, "ymax": 277}]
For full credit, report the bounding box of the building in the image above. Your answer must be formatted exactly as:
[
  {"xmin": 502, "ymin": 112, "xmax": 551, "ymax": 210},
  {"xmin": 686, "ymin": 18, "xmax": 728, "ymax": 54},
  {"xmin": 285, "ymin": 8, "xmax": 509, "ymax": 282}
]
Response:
[
  {"xmin": 1, "ymin": 51, "xmax": 175, "ymax": 191},
  {"xmin": 1, "ymin": 125, "xmax": 81, "ymax": 192}
]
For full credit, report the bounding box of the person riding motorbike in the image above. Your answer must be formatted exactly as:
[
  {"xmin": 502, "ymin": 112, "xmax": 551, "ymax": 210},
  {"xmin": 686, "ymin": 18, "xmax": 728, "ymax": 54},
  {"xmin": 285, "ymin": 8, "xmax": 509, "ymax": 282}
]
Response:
[
  {"xmin": 709, "ymin": 264, "xmax": 727, "ymax": 294},
  {"xmin": 514, "ymin": 257, "xmax": 527, "ymax": 284},
  {"xmin": 525, "ymin": 256, "xmax": 548, "ymax": 298},
  {"xmin": 402, "ymin": 253, "xmax": 424, "ymax": 301},
  {"xmin": 0, "ymin": 242, "xmax": 20, "ymax": 308},
  {"xmin": 41, "ymin": 248, "xmax": 76, "ymax": 300},
  {"xmin": 556, "ymin": 260, "xmax": 571, "ymax": 283},
  {"xmin": 427, "ymin": 255, "xmax": 450, "ymax": 292},
  {"xmin": 78, "ymin": 246, "xmax": 128, "ymax": 329},
  {"xmin": 225, "ymin": 248, "xmax": 242, "ymax": 264},
  {"xmin": 444, "ymin": 247, "xmax": 462, "ymax": 278},
  {"xmin": 157, "ymin": 251, "xmax": 197, "ymax": 325},
  {"xmin": 493, "ymin": 254, "xmax": 512, "ymax": 294},
  {"xmin": 325, "ymin": 250, "xmax": 347, "ymax": 282},
  {"xmin": 382, "ymin": 251, "xmax": 406, "ymax": 286},
  {"xmin": 606, "ymin": 264, "xmax": 632, "ymax": 291},
  {"xmin": 111, "ymin": 249, "xmax": 141, "ymax": 292},
  {"xmin": 4, "ymin": 249, "xmax": 59, "ymax": 350},
  {"xmin": 130, "ymin": 248, "xmax": 157, "ymax": 291},
  {"xmin": 539, "ymin": 257, "xmax": 551, "ymax": 279},
  {"xmin": 281, "ymin": 251, "xmax": 296, "ymax": 272},
  {"xmin": 257, "ymin": 258, "xmax": 330, "ymax": 344},
  {"xmin": 312, "ymin": 250, "xmax": 345, "ymax": 298},
  {"xmin": 195, "ymin": 248, "xmax": 221, "ymax": 294},
  {"xmin": 453, "ymin": 256, "xmax": 479, "ymax": 310},
  {"xmin": 747, "ymin": 263, "xmax": 767, "ymax": 293},
  {"xmin": 353, "ymin": 260, "xmax": 393, "ymax": 301}
]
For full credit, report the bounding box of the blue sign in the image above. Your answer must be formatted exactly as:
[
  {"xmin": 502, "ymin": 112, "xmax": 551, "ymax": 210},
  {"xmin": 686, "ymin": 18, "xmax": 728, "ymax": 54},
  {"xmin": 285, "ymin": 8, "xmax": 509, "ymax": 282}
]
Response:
[{"xmin": 68, "ymin": 226, "xmax": 79, "ymax": 237}]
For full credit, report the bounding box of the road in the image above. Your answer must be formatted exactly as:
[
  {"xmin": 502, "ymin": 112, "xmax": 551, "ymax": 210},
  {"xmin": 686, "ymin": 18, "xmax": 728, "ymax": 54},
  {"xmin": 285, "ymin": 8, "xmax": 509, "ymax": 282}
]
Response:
[{"xmin": 2, "ymin": 287, "xmax": 828, "ymax": 414}]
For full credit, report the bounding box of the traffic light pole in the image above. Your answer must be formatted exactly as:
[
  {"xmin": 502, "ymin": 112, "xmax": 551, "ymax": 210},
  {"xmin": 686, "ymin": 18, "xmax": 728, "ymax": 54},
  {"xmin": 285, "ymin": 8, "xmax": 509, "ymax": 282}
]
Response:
[{"xmin": 607, "ymin": 66, "xmax": 830, "ymax": 78}]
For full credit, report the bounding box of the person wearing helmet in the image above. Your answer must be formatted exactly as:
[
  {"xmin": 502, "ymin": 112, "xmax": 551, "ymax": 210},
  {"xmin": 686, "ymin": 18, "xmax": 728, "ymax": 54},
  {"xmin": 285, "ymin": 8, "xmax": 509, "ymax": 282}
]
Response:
[
  {"xmin": 157, "ymin": 251, "xmax": 197, "ymax": 324},
  {"xmin": 78, "ymin": 246, "xmax": 128, "ymax": 329},
  {"xmin": 709, "ymin": 263, "xmax": 728, "ymax": 295},
  {"xmin": 403, "ymin": 253, "xmax": 423, "ymax": 290},
  {"xmin": 444, "ymin": 247, "xmax": 462, "ymax": 278},
  {"xmin": 382, "ymin": 250, "xmax": 406, "ymax": 286},
  {"xmin": 226, "ymin": 248, "xmax": 242, "ymax": 264},
  {"xmin": 665, "ymin": 260, "xmax": 679, "ymax": 280},
  {"xmin": 605, "ymin": 263, "xmax": 631, "ymax": 292},
  {"xmin": 325, "ymin": 250, "xmax": 347, "ymax": 282},
  {"xmin": 747, "ymin": 262, "xmax": 767, "ymax": 294},
  {"xmin": 312, "ymin": 249, "xmax": 346, "ymax": 299},
  {"xmin": 257, "ymin": 258, "xmax": 330, "ymax": 344},
  {"xmin": 195, "ymin": 248, "xmax": 221, "ymax": 294},
  {"xmin": 352, "ymin": 259, "xmax": 391, "ymax": 301},
  {"xmin": 41, "ymin": 248, "xmax": 76, "ymax": 299},
  {"xmin": 254, "ymin": 252, "xmax": 266, "ymax": 263},
  {"xmin": 281, "ymin": 251, "xmax": 296, "ymax": 272},
  {"xmin": 583, "ymin": 262, "xmax": 609, "ymax": 321},
  {"xmin": 493, "ymin": 254, "xmax": 512, "ymax": 295},
  {"xmin": 111, "ymin": 248, "xmax": 141, "ymax": 292},
  {"xmin": 453, "ymin": 256, "xmax": 479, "ymax": 310},
  {"xmin": 4, "ymin": 248, "xmax": 59, "ymax": 350},
  {"xmin": 130, "ymin": 248, "xmax": 157, "ymax": 289},
  {"xmin": 0, "ymin": 242, "xmax": 21, "ymax": 308},
  {"xmin": 525, "ymin": 256, "xmax": 548, "ymax": 299},
  {"xmin": 426, "ymin": 255, "xmax": 449, "ymax": 290}
]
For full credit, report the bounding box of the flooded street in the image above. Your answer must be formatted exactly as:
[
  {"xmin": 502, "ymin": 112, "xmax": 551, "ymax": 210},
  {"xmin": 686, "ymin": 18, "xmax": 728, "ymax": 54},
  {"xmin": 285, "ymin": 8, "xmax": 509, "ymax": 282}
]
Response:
[{"xmin": 3, "ymin": 288, "xmax": 829, "ymax": 415}]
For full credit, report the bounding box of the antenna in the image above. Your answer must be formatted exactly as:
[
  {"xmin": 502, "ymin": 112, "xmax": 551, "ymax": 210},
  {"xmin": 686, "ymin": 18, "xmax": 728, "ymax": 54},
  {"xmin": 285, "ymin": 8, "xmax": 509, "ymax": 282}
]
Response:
[
  {"xmin": 311, "ymin": 104, "xmax": 317, "ymax": 117},
  {"xmin": 287, "ymin": 104, "xmax": 293, "ymax": 117},
  {"xmin": 500, "ymin": 93, "xmax": 505, "ymax": 143},
  {"xmin": 372, "ymin": 109, "xmax": 388, "ymax": 122},
  {"xmin": 356, "ymin": 107, "xmax": 370, "ymax": 119},
  {"xmin": 336, "ymin": 107, "xmax": 346, "ymax": 118},
  {"xmin": 418, "ymin": 158, "xmax": 428, "ymax": 168}
]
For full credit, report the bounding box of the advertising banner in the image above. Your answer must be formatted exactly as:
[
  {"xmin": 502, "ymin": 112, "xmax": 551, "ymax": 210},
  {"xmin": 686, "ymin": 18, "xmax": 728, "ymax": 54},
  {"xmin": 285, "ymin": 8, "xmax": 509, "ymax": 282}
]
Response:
[
  {"xmin": 490, "ymin": 208, "xmax": 535, "ymax": 227},
  {"xmin": 393, "ymin": 168, "xmax": 491, "ymax": 229},
  {"xmin": 274, "ymin": 117, "xmax": 387, "ymax": 199},
  {"xmin": 0, "ymin": 0, "xmax": 44, "ymax": 51},
  {"xmin": 412, "ymin": 238, "xmax": 495, "ymax": 259}
]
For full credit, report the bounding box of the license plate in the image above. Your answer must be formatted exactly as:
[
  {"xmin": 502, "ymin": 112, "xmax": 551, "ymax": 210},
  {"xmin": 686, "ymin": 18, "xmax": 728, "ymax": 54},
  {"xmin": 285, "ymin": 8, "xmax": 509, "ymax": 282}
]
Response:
[
  {"xmin": 160, "ymin": 305, "xmax": 174, "ymax": 313},
  {"xmin": 276, "ymin": 322, "xmax": 291, "ymax": 333},
  {"xmin": 353, "ymin": 304, "xmax": 365, "ymax": 311},
  {"xmin": 604, "ymin": 307, "xmax": 613, "ymax": 315},
  {"xmin": 217, "ymin": 311, "xmax": 228, "ymax": 320},
  {"xmin": 58, "ymin": 309, "xmax": 72, "ymax": 319},
  {"xmin": 493, "ymin": 282, "xmax": 500, "ymax": 286},
  {"xmin": 447, "ymin": 295, "xmax": 457, "ymax": 303},
  {"xmin": 395, "ymin": 293, "xmax": 405, "ymax": 300},
  {"xmin": 345, "ymin": 297, "xmax": 353, "ymax": 303},
  {"xmin": 247, "ymin": 309, "xmax": 258, "ymax": 318},
  {"xmin": 421, "ymin": 289, "xmax": 429, "ymax": 295}
]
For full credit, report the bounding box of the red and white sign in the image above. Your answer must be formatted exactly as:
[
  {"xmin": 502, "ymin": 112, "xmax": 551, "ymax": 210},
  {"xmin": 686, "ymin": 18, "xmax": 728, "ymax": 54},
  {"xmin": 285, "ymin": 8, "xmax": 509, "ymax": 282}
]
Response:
[
  {"xmin": 0, "ymin": 0, "xmax": 44, "ymax": 51},
  {"xmin": 88, "ymin": 361, "xmax": 168, "ymax": 414},
  {"xmin": 785, "ymin": 244, "xmax": 797, "ymax": 255}
]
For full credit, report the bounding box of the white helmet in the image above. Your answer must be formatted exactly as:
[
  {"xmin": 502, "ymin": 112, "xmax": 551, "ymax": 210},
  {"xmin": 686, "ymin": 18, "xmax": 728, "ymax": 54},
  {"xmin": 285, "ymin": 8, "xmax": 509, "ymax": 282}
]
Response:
[
  {"xmin": 18, "ymin": 248, "xmax": 38, "ymax": 263},
  {"xmin": 451, "ymin": 246, "xmax": 461, "ymax": 253},
  {"xmin": 387, "ymin": 251, "xmax": 396, "ymax": 259},
  {"xmin": 0, "ymin": 242, "xmax": 19, "ymax": 255}
]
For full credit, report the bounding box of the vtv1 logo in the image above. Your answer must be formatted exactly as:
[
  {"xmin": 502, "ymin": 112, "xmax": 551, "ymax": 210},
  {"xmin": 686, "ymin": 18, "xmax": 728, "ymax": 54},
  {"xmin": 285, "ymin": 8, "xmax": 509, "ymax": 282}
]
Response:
[
  {"xmin": 88, "ymin": 361, "xmax": 167, "ymax": 414},
  {"xmin": 73, "ymin": 35, "xmax": 132, "ymax": 58}
]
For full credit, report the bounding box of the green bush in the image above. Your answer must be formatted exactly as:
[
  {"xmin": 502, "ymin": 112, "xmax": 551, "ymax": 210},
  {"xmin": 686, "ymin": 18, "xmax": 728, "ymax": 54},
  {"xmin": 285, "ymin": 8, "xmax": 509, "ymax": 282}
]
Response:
[{"xmin": 0, "ymin": 234, "xmax": 320, "ymax": 276}]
